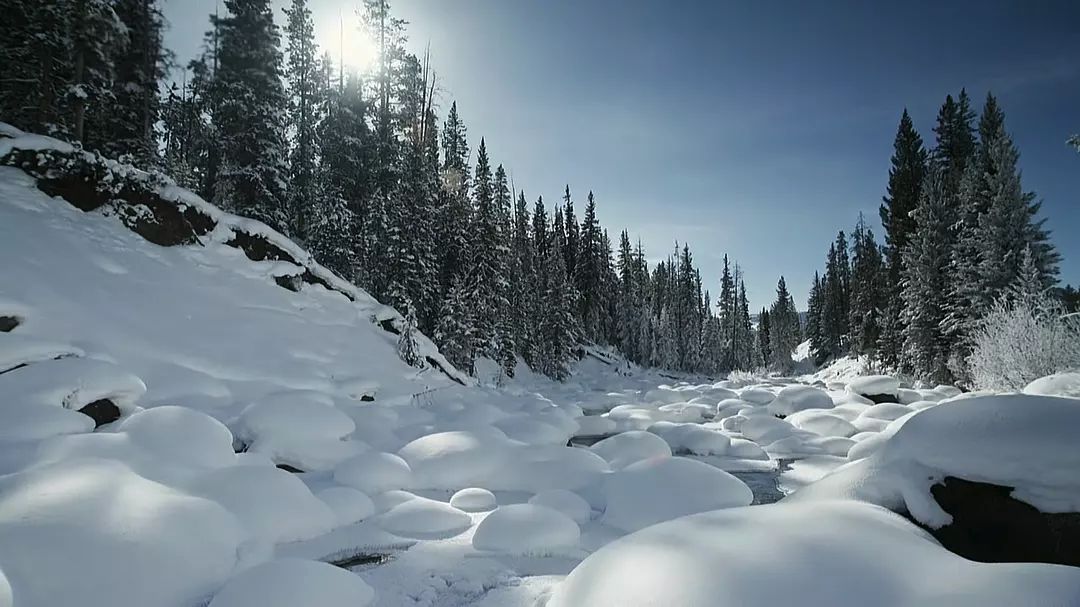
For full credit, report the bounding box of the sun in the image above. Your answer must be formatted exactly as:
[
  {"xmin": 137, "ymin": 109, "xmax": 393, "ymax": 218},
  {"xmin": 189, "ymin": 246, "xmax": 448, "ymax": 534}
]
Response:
[{"xmin": 315, "ymin": 7, "xmax": 379, "ymax": 73}]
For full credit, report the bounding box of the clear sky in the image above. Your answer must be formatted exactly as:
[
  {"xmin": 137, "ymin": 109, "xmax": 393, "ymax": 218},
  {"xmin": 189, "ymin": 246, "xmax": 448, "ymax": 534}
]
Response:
[{"xmin": 162, "ymin": 0, "xmax": 1080, "ymax": 311}]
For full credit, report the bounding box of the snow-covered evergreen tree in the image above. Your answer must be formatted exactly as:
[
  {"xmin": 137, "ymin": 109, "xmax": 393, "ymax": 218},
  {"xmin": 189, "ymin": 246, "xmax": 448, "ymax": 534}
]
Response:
[
  {"xmin": 435, "ymin": 276, "xmax": 475, "ymax": 376},
  {"xmin": 768, "ymin": 276, "xmax": 800, "ymax": 372},
  {"xmin": 283, "ymin": 0, "xmax": 320, "ymax": 241},
  {"xmin": 849, "ymin": 215, "xmax": 885, "ymax": 359}
]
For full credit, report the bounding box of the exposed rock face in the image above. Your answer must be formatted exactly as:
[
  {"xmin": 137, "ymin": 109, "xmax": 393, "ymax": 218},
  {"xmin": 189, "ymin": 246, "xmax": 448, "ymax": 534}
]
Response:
[
  {"xmin": 913, "ymin": 476, "xmax": 1080, "ymax": 567},
  {"xmin": 78, "ymin": 399, "xmax": 121, "ymax": 428}
]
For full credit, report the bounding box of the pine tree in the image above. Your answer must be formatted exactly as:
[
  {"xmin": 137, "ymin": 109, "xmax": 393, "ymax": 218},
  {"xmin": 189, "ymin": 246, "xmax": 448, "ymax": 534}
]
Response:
[
  {"xmin": 757, "ymin": 307, "xmax": 772, "ymax": 366},
  {"xmin": 577, "ymin": 192, "xmax": 602, "ymax": 340},
  {"xmin": 468, "ymin": 138, "xmax": 502, "ymax": 352},
  {"xmin": 878, "ymin": 109, "xmax": 927, "ymax": 367},
  {"xmin": 436, "ymin": 276, "xmax": 475, "ymax": 376},
  {"xmin": 397, "ymin": 300, "xmax": 421, "ymax": 367},
  {"xmin": 769, "ymin": 276, "xmax": 800, "ymax": 372},
  {"xmin": 213, "ymin": 0, "xmax": 290, "ymax": 234},
  {"xmin": 283, "ymin": 0, "xmax": 320, "ymax": 241},
  {"xmin": 563, "ymin": 185, "xmax": 579, "ymax": 287},
  {"xmin": 849, "ymin": 216, "xmax": 885, "ymax": 359},
  {"xmin": 717, "ymin": 255, "xmax": 735, "ymax": 370},
  {"xmin": 437, "ymin": 101, "xmax": 472, "ymax": 296},
  {"xmin": 510, "ymin": 192, "xmax": 535, "ymax": 361},
  {"xmin": 538, "ymin": 224, "xmax": 577, "ymax": 380},
  {"xmin": 806, "ymin": 272, "xmax": 825, "ymax": 363},
  {"xmin": 70, "ymin": 0, "xmax": 128, "ymax": 147},
  {"xmin": 0, "ymin": 1, "xmax": 71, "ymax": 135}
]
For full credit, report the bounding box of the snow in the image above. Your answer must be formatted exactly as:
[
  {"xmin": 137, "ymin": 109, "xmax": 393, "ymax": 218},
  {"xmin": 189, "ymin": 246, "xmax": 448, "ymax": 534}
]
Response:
[
  {"xmin": 858, "ymin": 402, "xmax": 913, "ymax": 421},
  {"xmin": 767, "ymin": 384, "xmax": 833, "ymax": 416},
  {"xmin": 845, "ymin": 374, "xmax": 901, "ymax": 398},
  {"xmin": 736, "ymin": 386, "xmax": 775, "ymax": 405},
  {"xmin": 0, "ymin": 334, "xmax": 83, "ymax": 373},
  {"xmin": 333, "ymin": 451, "xmax": 413, "ymax": 494},
  {"xmin": 528, "ymin": 489, "xmax": 593, "ymax": 525},
  {"xmin": 549, "ymin": 500, "xmax": 1080, "ymax": 607},
  {"xmin": 786, "ymin": 409, "xmax": 857, "ymax": 437},
  {"xmin": 316, "ymin": 486, "xmax": 376, "ymax": 526},
  {"xmin": 188, "ymin": 465, "xmax": 335, "ymax": 545},
  {"xmin": 793, "ymin": 394, "xmax": 1080, "ymax": 526},
  {"xmin": 601, "ymin": 456, "xmax": 753, "ymax": 532},
  {"xmin": 235, "ymin": 393, "xmax": 355, "ymax": 443},
  {"xmin": 588, "ymin": 430, "xmax": 671, "ymax": 470},
  {"xmin": 207, "ymin": 558, "xmax": 375, "ymax": 607},
  {"xmin": 0, "ymin": 458, "xmax": 249, "ymax": 607},
  {"xmin": 374, "ymin": 494, "xmax": 472, "ymax": 539},
  {"xmin": 0, "ymin": 402, "xmax": 94, "ymax": 443},
  {"xmin": 450, "ymin": 488, "xmax": 498, "ymax": 512},
  {"xmin": 472, "ymin": 504, "xmax": 581, "ymax": 556},
  {"xmin": 1024, "ymin": 372, "xmax": 1080, "ymax": 399},
  {"xmin": 0, "ymin": 356, "xmax": 146, "ymax": 412},
  {"xmin": 399, "ymin": 430, "xmax": 506, "ymax": 490},
  {"xmin": 647, "ymin": 420, "xmax": 730, "ymax": 455}
]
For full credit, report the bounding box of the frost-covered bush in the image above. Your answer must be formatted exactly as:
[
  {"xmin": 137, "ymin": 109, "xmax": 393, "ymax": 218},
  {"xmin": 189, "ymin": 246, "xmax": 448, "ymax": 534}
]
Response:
[{"xmin": 967, "ymin": 293, "xmax": 1080, "ymax": 391}]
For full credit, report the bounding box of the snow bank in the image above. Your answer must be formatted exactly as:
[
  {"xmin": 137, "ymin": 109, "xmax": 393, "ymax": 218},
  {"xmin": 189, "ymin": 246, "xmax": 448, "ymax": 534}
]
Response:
[
  {"xmin": 602, "ymin": 456, "xmax": 752, "ymax": 532},
  {"xmin": 0, "ymin": 334, "xmax": 83, "ymax": 372},
  {"xmin": 472, "ymin": 504, "xmax": 580, "ymax": 556},
  {"xmin": 589, "ymin": 430, "xmax": 672, "ymax": 470},
  {"xmin": 549, "ymin": 500, "xmax": 1080, "ymax": 607},
  {"xmin": 0, "ymin": 402, "xmax": 94, "ymax": 443},
  {"xmin": 0, "ymin": 356, "xmax": 145, "ymax": 411},
  {"xmin": 333, "ymin": 452, "xmax": 413, "ymax": 494},
  {"xmin": 793, "ymin": 394, "xmax": 1080, "ymax": 526},
  {"xmin": 208, "ymin": 558, "xmax": 375, "ymax": 607},
  {"xmin": 450, "ymin": 488, "xmax": 498, "ymax": 512},
  {"xmin": 0, "ymin": 458, "xmax": 248, "ymax": 607}
]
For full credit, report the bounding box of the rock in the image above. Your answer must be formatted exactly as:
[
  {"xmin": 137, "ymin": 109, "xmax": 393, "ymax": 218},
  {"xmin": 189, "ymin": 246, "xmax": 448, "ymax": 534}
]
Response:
[
  {"xmin": 276, "ymin": 463, "xmax": 304, "ymax": 474},
  {"xmin": 77, "ymin": 398, "xmax": 121, "ymax": 427},
  {"xmin": 0, "ymin": 316, "xmax": 19, "ymax": 332},
  {"xmin": 912, "ymin": 476, "xmax": 1080, "ymax": 567}
]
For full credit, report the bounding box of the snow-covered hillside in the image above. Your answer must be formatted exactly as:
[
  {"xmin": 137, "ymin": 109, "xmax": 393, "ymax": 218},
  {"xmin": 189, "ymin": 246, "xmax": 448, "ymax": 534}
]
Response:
[{"xmin": 2, "ymin": 128, "xmax": 1079, "ymax": 607}]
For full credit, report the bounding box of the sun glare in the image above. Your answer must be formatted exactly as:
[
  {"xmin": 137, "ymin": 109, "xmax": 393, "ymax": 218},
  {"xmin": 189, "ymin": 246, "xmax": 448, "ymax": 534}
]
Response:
[{"xmin": 316, "ymin": 8, "xmax": 379, "ymax": 73}]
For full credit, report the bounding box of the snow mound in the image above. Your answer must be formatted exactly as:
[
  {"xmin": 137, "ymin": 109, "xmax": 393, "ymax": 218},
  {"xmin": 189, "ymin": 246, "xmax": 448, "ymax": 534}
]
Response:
[
  {"xmin": 235, "ymin": 395, "xmax": 355, "ymax": 444},
  {"xmin": 0, "ymin": 402, "xmax": 94, "ymax": 443},
  {"xmin": 472, "ymin": 504, "xmax": 580, "ymax": 556},
  {"xmin": 374, "ymin": 495, "xmax": 471, "ymax": 539},
  {"xmin": 647, "ymin": 421, "xmax": 730, "ymax": 455},
  {"xmin": 0, "ymin": 334, "xmax": 83, "ymax": 372},
  {"xmin": 0, "ymin": 356, "xmax": 145, "ymax": 411},
  {"xmin": 317, "ymin": 486, "xmax": 376, "ymax": 526},
  {"xmin": 450, "ymin": 488, "xmax": 498, "ymax": 512},
  {"xmin": 736, "ymin": 387, "xmax": 775, "ymax": 405},
  {"xmin": 768, "ymin": 385, "xmax": 833, "ymax": 416},
  {"xmin": 574, "ymin": 414, "xmax": 616, "ymax": 436},
  {"xmin": 119, "ymin": 405, "xmax": 236, "ymax": 468},
  {"xmin": 846, "ymin": 375, "xmax": 900, "ymax": 398},
  {"xmin": 549, "ymin": 500, "xmax": 1080, "ymax": 607},
  {"xmin": 398, "ymin": 430, "xmax": 506, "ymax": 490},
  {"xmin": 188, "ymin": 465, "xmax": 335, "ymax": 544},
  {"xmin": 0, "ymin": 458, "xmax": 247, "ymax": 607},
  {"xmin": 602, "ymin": 456, "xmax": 753, "ymax": 532},
  {"xmin": 528, "ymin": 489, "xmax": 592, "ymax": 525},
  {"xmin": 793, "ymin": 394, "xmax": 1080, "ymax": 526},
  {"xmin": 333, "ymin": 452, "xmax": 413, "ymax": 494},
  {"xmin": 208, "ymin": 558, "xmax": 375, "ymax": 607},
  {"xmin": 589, "ymin": 430, "xmax": 672, "ymax": 470},
  {"xmin": 738, "ymin": 414, "xmax": 797, "ymax": 444},
  {"xmin": 494, "ymin": 415, "xmax": 571, "ymax": 445},
  {"xmin": 1024, "ymin": 372, "xmax": 1080, "ymax": 399},
  {"xmin": 858, "ymin": 402, "xmax": 913, "ymax": 422}
]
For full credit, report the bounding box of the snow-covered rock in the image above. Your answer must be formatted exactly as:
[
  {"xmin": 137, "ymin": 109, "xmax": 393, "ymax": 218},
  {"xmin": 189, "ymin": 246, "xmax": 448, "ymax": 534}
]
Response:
[
  {"xmin": 316, "ymin": 486, "xmax": 376, "ymax": 526},
  {"xmin": 846, "ymin": 375, "xmax": 900, "ymax": 399},
  {"xmin": 768, "ymin": 385, "xmax": 833, "ymax": 416},
  {"xmin": 601, "ymin": 456, "xmax": 752, "ymax": 532},
  {"xmin": 208, "ymin": 558, "xmax": 375, "ymax": 607},
  {"xmin": 737, "ymin": 387, "xmax": 775, "ymax": 405},
  {"xmin": 398, "ymin": 430, "xmax": 506, "ymax": 490},
  {"xmin": 449, "ymin": 488, "xmax": 497, "ymax": 512},
  {"xmin": 573, "ymin": 414, "xmax": 617, "ymax": 436},
  {"xmin": 119, "ymin": 405, "xmax": 236, "ymax": 469},
  {"xmin": 0, "ymin": 402, "xmax": 94, "ymax": 443},
  {"xmin": 472, "ymin": 504, "xmax": 580, "ymax": 555},
  {"xmin": 786, "ymin": 409, "xmax": 857, "ymax": 438},
  {"xmin": 858, "ymin": 402, "xmax": 913, "ymax": 422},
  {"xmin": 0, "ymin": 458, "xmax": 249, "ymax": 607},
  {"xmin": 0, "ymin": 334, "xmax": 83, "ymax": 373},
  {"xmin": 528, "ymin": 489, "xmax": 592, "ymax": 524},
  {"xmin": 333, "ymin": 452, "xmax": 413, "ymax": 494},
  {"xmin": 235, "ymin": 394, "xmax": 355, "ymax": 444},
  {"xmin": 374, "ymin": 495, "xmax": 471, "ymax": 539},
  {"xmin": 1024, "ymin": 372, "xmax": 1080, "ymax": 399},
  {"xmin": 188, "ymin": 465, "xmax": 335, "ymax": 544},
  {"xmin": 0, "ymin": 356, "xmax": 145, "ymax": 412},
  {"xmin": 589, "ymin": 430, "xmax": 671, "ymax": 470},
  {"xmin": 647, "ymin": 421, "xmax": 730, "ymax": 455},
  {"xmin": 548, "ymin": 500, "xmax": 1080, "ymax": 607}
]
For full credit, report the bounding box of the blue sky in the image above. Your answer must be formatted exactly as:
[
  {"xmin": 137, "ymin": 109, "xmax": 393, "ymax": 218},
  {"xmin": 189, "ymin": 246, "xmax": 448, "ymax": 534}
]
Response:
[{"xmin": 163, "ymin": 0, "xmax": 1080, "ymax": 310}]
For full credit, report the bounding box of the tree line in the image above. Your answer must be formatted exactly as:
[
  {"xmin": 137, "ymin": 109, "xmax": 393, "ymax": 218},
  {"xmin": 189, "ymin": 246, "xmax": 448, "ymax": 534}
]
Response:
[
  {"xmin": 804, "ymin": 90, "xmax": 1071, "ymax": 385},
  {"xmin": 0, "ymin": 0, "xmax": 788, "ymax": 381}
]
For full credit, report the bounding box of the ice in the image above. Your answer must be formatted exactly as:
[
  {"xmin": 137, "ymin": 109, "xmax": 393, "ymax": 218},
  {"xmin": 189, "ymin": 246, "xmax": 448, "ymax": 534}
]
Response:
[
  {"xmin": 0, "ymin": 458, "xmax": 249, "ymax": 607},
  {"xmin": 119, "ymin": 405, "xmax": 236, "ymax": 468},
  {"xmin": 207, "ymin": 558, "xmax": 375, "ymax": 607},
  {"xmin": 845, "ymin": 375, "xmax": 901, "ymax": 398},
  {"xmin": 333, "ymin": 451, "xmax": 413, "ymax": 494},
  {"xmin": 793, "ymin": 394, "xmax": 1080, "ymax": 526},
  {"xmin": 588, "ymin": 430, "xmax": 672, "ymax": 470},
  {"xmin": 374, "ymin": 494, "xmax": 472, "ymax": 539},
  {"xmin": 768, "ymin": 384, "xmax": 833, "ymax": 416},
  {"xmin": 472, "ymin": 504, "xmax": 581, "ymax": 556},
  {"xmin": 601, "ymin": 456, "xmax": 753, "ymax": 532},
  {"xmin": 187, "ymin": 465, "xmax": 335, "ymax": 544},
  {"xmin": 528, "ymin": 489, "xmax": 593, "ymax": 525},
  {"xmin": 1024, "ymin": 372, "xmax": 1080, "ymax": 399},
  {"xmin": 549, "ymin": 500, "xmax": 1080, "ymax": 607},
  {"xmin": 647, "ymin": 420, "xmax": 731, "ymax": 455},
  {"xmin": 316, "ymin": 486, "xmax": 376, "ymax": 526},
  {"xmin": 450, "ymin": 488, "xmax": 498, "ymax": 512}
]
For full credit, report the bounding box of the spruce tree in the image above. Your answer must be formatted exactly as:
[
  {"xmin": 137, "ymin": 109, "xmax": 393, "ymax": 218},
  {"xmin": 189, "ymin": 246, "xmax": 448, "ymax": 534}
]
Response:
[
  {"xmin": 436, "ymin": 276, "xmax": 475, "ymax": 376},
  {"xmin": 757, "ymin": 308, "xmax": 772, "ymax": 366},
  {"xmin": 849, "ymin": 216, "xmax": 885, "ymax": 359},
  {"xmin": 577, "ymin": 192, "xmax": 602, "ymax": 340},
  {"xmin": 0, "ymin": 1, "xmax": 71, "ymax": 135},
  {"xmin": 468, "ymin": 138, "xmax": 501, "ymax": 352},
  {"xmin": 283, "ymin": 0, "xmax": 320, "ymax": 241},
  {"xmin": 213, "ymin": 0, "xmax": 290, "ymax": 234},
  {"xmin": 768, "ymin": 276, "xmax": 800, "ymax": 372}
]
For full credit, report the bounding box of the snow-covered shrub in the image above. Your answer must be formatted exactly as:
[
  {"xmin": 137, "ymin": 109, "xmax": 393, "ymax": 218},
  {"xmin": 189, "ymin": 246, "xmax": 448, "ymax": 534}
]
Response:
[{"xmin": 966, "ymin": 293, "xmax": 1080, "ymax": 391}]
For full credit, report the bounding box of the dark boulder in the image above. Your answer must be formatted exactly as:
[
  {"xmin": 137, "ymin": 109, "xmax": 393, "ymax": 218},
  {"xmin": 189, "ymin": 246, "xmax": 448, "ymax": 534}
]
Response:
[
  {"xmin": 78, "ymin": 399, "xmax": 121, "ymax": 428},
  {"xmin": 911, "ymin": 476, "xmax": 1080, "ymax": 567},
  {"xmin": 276, "ymin": 463, "xmax": 305, "ymax": 474},
  {"xmin": 0, "ymin": 316, "xmax": 19, "ymax": 332},
  {"xmin": 863, "ymin": 393, "xmax": 898, "ymax": 404}
]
